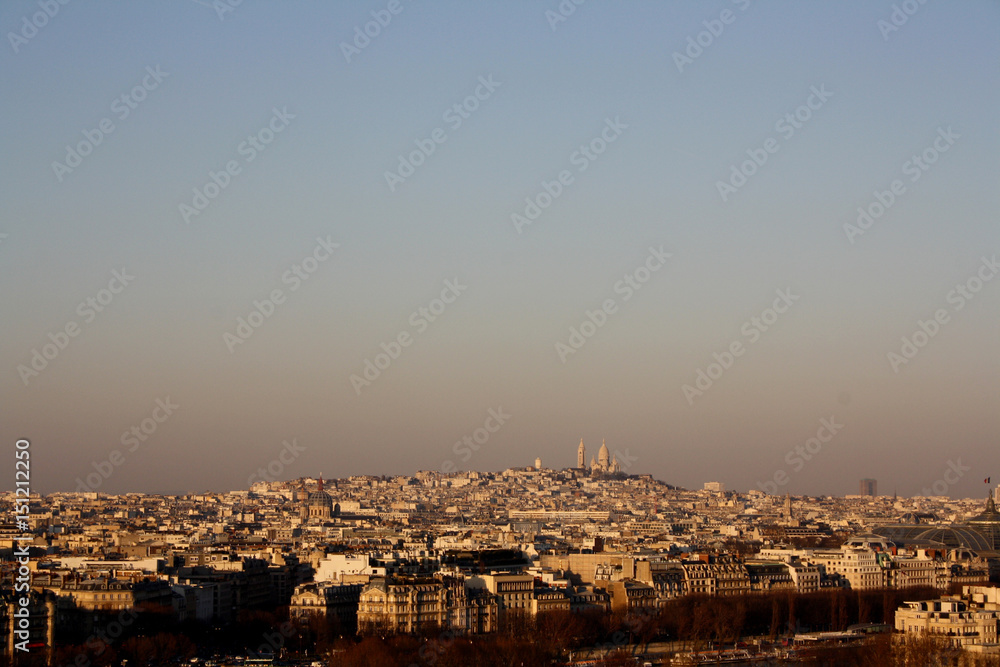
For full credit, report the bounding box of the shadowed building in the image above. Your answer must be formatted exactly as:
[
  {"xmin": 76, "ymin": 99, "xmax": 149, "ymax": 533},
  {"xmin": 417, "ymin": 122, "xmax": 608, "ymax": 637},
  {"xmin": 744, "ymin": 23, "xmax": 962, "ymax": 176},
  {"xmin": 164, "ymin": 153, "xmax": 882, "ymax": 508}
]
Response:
[
  {"xmin": 290, "ymin": 582, "xmax": 364, "ymax": 633},
  {"xmin": 2, "ymin": 590, "xmax": 55, "ymax": 658}
]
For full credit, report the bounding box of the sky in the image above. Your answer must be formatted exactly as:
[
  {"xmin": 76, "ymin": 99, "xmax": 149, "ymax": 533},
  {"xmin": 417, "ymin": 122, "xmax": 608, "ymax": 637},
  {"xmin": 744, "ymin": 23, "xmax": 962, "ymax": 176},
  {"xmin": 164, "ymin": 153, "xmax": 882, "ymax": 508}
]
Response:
[{"xmin": 1, "ymin": 0, "xmax": 998, "ymax": 498}]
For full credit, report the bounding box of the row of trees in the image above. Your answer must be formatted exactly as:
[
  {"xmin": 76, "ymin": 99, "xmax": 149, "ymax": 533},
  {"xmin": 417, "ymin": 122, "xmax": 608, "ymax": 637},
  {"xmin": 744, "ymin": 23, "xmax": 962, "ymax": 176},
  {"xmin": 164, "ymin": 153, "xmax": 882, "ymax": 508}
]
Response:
[
  {"xmin": 30, "ymin": 585, "xmax": 986, "ymax": 666},
  {"xmin": 327, "ymin": 586, "xmax": 949, "ymax": 666}
]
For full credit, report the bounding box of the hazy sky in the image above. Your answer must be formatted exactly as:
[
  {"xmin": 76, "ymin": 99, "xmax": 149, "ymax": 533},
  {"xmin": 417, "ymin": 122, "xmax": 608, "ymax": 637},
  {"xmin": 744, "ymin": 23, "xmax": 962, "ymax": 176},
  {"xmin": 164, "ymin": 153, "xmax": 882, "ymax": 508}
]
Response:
[{"xmin": 2, "ymin": 1, "xmax": 998, "ymax": 497}]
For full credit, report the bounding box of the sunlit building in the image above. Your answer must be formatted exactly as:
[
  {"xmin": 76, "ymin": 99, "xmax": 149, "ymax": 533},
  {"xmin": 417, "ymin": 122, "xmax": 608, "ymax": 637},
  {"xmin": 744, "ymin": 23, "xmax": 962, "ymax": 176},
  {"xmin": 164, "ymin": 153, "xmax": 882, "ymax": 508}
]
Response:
[
  {"xmin": 895, "ymin": 587, "xmax": 1000, "ymax": 648},
  {"xmin": 357, "ymin": 576, "xmax": 497, "ymax": 635}
]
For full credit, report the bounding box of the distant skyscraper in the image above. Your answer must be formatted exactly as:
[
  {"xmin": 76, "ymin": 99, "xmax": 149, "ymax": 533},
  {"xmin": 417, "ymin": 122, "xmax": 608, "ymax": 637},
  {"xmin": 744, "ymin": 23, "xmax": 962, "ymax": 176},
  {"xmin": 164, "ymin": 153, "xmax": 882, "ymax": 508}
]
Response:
[
  {"xmin": 860, "ymin": 479, "xmax": 877, "ymax": 497},
  {"xmin": 577, "ymin": 439, "xmax": 586, "ymax": 468},
  {"xmin": 534, "ymin": 457, "xmax": 542, "ymax": 469}
]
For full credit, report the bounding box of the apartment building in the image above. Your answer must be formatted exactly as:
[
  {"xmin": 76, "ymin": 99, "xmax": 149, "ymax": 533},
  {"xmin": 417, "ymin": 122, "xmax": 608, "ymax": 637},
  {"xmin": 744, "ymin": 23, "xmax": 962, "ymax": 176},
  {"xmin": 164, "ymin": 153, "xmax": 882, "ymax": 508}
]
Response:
[
  {"xmin": 895, "ymin": 593, "xmax": 1000, "ymax": 648},
  {"xmin": 357, "ymin": 576, "xmax": 497, "ymax": 635}
]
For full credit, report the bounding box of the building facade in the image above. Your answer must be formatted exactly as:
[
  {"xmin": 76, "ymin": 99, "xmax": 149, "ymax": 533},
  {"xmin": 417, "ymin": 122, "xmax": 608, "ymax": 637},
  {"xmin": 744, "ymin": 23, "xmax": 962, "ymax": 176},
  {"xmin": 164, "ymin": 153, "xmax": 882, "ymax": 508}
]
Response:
[
  {"xmin": 895, "ymin": 589, "xmax": 1000, "ymax": 648},
  {"xmin": 357, "ymin": 576, "xmax": 497, "ymax": 635}
]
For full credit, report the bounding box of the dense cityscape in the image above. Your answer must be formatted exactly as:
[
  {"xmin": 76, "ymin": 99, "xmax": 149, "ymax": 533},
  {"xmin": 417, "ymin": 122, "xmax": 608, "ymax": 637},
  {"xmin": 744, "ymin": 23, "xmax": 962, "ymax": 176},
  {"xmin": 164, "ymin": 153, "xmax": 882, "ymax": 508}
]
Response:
[
  {"xmin": 4, "ymin": 441, "xmax": 1000, "ymax": 665},
  {"xmin": 4, "ymin": 2, "xmax": 998, "ymax": 666}
]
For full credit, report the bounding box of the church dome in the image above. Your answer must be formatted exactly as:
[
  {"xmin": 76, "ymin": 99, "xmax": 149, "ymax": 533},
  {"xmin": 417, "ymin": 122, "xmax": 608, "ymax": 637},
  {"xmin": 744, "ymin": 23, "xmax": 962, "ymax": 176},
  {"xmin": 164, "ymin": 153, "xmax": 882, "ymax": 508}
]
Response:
[
  {"xmin": 598, "ymin": 440, "xmax": 610, "ymax": 465},
  {"xmin": 307, "ymin": 489, "xmax": 332, "ymax": 507},
  {"xmin": 301, "ymin": 476, "xmax": 334, "ymax": 521}
]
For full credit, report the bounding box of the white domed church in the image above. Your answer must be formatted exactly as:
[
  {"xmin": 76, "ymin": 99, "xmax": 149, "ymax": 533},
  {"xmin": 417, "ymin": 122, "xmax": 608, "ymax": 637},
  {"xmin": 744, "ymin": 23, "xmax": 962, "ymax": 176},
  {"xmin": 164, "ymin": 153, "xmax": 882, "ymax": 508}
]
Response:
[{"xmin": 576, "ymin": 439, "xmax": 621, "ymax": 475}]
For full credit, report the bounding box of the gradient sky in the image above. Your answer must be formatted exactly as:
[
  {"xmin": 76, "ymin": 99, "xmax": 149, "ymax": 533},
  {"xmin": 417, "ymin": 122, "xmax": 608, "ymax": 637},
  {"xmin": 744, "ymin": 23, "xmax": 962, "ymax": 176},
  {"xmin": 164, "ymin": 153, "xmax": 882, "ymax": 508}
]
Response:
[{"xmin": 2, "ymin": 1, "xmax": 998, "ymax": 497}]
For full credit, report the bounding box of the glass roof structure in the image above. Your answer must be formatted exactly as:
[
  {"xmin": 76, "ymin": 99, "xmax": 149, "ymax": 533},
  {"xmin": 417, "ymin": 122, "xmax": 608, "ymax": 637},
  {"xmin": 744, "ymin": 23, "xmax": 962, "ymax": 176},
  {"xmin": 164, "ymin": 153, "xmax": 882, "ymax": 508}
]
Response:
[
  {"xmin": 870, "ymin": 525, "xmax": 995, "ymax": 552},
  {"xmin": 870, "ymin": 496, "xmax": 1000, "ymax": 554}
]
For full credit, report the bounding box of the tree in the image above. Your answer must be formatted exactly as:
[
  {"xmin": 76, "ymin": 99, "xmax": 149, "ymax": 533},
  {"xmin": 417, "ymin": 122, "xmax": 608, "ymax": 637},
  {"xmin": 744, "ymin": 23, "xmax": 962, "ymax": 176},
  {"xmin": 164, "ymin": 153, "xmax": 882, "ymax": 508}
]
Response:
[{"xmin": 769, "ymin": 596, "xmax": 782, "ymax": 637}]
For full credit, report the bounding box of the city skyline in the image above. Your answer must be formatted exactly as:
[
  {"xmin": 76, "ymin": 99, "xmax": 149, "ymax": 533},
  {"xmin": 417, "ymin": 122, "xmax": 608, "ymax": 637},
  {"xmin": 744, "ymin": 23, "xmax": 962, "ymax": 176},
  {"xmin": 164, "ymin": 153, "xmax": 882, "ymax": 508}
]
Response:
[
  {"xmin": 8, "ymin": 463, "xmax": 1000, "ymax": 663},
  {"xmin": 2, "ymin": 1, "xmax": 998, "ymax": 498},
  {"xmin": 68, "ymin": 445, "xmax": 1000, "ymax": 504}
]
